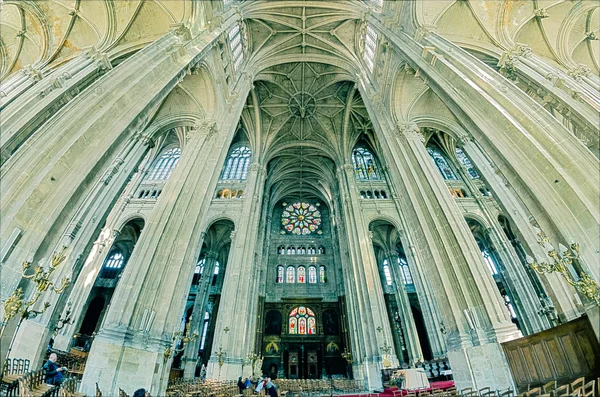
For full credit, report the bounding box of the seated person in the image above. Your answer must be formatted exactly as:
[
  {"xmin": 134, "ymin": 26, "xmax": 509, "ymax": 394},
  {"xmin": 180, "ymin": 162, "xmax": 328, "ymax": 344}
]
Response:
[{"xmin": 43, "ymin": 353, "xmax": 66, "ymax": 385}]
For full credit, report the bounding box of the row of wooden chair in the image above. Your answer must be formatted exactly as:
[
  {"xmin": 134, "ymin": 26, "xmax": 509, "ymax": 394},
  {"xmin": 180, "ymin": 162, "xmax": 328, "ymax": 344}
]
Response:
[
  {"xmin": 166, "ymin": 378, "xmax": 239, "ymax": 397},
  {"xmin": 59, "ymin": 377, "xmax": 85, "ymax": 397},
  {"xmin": 521, "ymin": 377, "xmax": 598, "ymax": 397},
  {"xmin": 18, "ymin": 369, "xmax": 59, "ymax": 397}
]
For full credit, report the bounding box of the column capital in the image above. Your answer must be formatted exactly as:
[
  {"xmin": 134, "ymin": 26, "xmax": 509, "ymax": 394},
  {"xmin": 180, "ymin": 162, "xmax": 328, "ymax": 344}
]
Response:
[
  {"xmin": 395, "ymin": 122, "xmax": 424, "ymax": 143},
  {"xmin": 205, "ymin": 251, "xmax": 219, "ymax": 260}
]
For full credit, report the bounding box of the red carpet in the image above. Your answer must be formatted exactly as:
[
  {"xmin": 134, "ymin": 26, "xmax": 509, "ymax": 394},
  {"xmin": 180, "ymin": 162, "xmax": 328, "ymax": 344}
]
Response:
[{"xmin": 338, "ymin": 381, "xmax": 455, "ymax": 397}]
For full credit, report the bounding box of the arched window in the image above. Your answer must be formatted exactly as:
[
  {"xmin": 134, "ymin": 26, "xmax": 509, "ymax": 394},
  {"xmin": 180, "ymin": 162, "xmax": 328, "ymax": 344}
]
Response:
[
  {"xmin": 308, "ymin": 246, "xmax": 316, "ymax": 255},
  {"xmin": 193, "ymin": 258, "xmax": 206, "ymax": 285},
  {"xmin": 297, "ymin": 266, "xmax": 306, "ymax": 283},
  {"xmin": 455, "ymin": 148, "xmax": 479, "ymax": 179},
  {"xmin": 286, "ymin": 266, "xmax": 295, "ymax": 283},
  {"xmin": 352, "ymin": 148, "xmax": 381, "ymax": 180},
  {"xmin": 287, "ymin": 246, "xmax": 295, "ymax": 255},
  {"xmin": 199, "ymin": 311, "xmax": 210, "ymax": 351},
  {"xmin": 363, "ymin": 25, "xmax": 378, "ymax": 72},
  {"xmin": 398, "ymin": 258, "xmax": 413, "ymax": 285},
  {"xmin": 427, "ymin": 147, "xmax": 457, "ymax": 180},
  {"xmin": 382, "ymin": 259, "xmax": 393, "ymax": 285},
  {"xmin": 212, "ymin": 261, "xmax": 220, "ymax": 286},
  {"xmin": 481, "ymin": 248, "xmax": 499, "ymax": 276},
  {"xmin": 147, "ymin": 147, "xmax": 181, "ymax": 181},
  {"xmin": 289, "ymin": 307, "xmax": 316, "ymax": 335},
  {"xmin": 318, "ymin": 246, "xmax": 325, "ymax": 255},
  {"xmin": 278, "ymin": 246, "xmax": 285, "ymax": 254},
  {"xmin": 298, "ymin": 246, "xmax": 306, "ymax": 255},
  {"xmin": 277, "ymin": 266, "xmax": 284, "ymax": 283},
  {"xmin": 308, "ymin": 266, "xmax": 317, "ymax": 284},
  {"xmin": 220, "ymin": 146, "xmax": 251, "ymax": 180},
  {"xmin": 320, "ymin": 266, "xmax": 327, "ymax": 283},
  {"xmin": 104, "ymin": 251, "xmax": 124, "ymax": 269}
]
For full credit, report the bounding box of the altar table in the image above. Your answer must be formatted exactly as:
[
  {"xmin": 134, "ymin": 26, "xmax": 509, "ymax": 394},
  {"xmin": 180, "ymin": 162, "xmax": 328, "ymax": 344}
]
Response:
[{"xmin": 398, "ymin": 369, "xmax": 430, "ymax": 390}]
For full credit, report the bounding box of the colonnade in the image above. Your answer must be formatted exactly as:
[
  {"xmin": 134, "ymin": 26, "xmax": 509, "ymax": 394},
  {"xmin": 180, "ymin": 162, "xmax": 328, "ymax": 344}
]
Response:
[{"xmin": 0, "ymin": 2, "xmax": 597, "ymax": 397}]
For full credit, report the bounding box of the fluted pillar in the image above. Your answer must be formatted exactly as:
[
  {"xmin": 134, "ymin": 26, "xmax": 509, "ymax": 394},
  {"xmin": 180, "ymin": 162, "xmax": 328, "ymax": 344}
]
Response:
[
  {"xmin": 183, "ymin": 251, "xmax": 219, "ymax": 378},
  {"xmin": 337, "ymin": 163, "xmax": 399, "ymax": 391},
  {"xmin": 80, "ymin": 82, "xmax": 250, "ymax": 395},
  {"xmin": 206, "ymin": 162, "xmax": 267, "ymax": 380},
  {"xmin": 387, "ymin": 252, "xmax": 422, "ymax": 363}
]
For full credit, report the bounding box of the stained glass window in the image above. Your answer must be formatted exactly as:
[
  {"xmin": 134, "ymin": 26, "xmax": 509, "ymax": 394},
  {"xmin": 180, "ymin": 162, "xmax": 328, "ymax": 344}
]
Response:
[
  {"xmin": 427, "ymin": 147, "xmax": 458, "ymax": 180},
  {"xmin": 363, "ymin": 25, "xmax": 378, "ymax": 72},
  {"xmin": 147, "ymin": 147, "xmax": 181, "ymax": 181},
  {"xmin": 455, "ymin": 148, "xmax": 479, "ymax": 179},
  {"xmin": 398, "ymin": 257, "xmax": 413, "ymax": 285},
  {"xmin": 281, "ymin": 202, "xmax": 322, "ymax": 235},
  {"xmin": 277, "ymin": 266, "xmax": 284, "ymax": 283},
  {"xmin": 382, "ymin": 260, "xmax": 393, "ymax": 285},
  {"xmin": 308, "ymin": 266, "xmax": 317, "ymax": 284},
  {"xmin": 289, "ymin": 306, "xmax": 316, "ymax": 335},
  {"xmin": 352, "ymin": 148, "xmax": 381, "ymax": 180},
  {"xmin": 320, "ymin": 266, "xmax": 326, "ymax": 283},
  {"xmin": 286, "ymin": 266, "xmax": 295, "ymax": 283},
  {"xmin": 104, "ymin": 251, "xmax": 124, "ymax": 269},
  {"xmin": 228, "ymin": 25, "xmax": 244, "ymax": 71},
  {"xmin": 297, "ymin": 266, "xmax": 306, "ymax": 283},
  {"xmin": 221, "ymin": 146, "xmax": 251, "ymax": 180}
]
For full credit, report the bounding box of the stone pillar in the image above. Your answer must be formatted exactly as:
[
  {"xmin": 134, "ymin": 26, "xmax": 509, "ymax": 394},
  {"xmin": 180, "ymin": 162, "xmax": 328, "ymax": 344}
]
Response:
[
  {"xmin": 5, "ymin": 133, "xmax": 152, "ymax": 367},
  {"xmin": 336, "ymin": 163, "xmax": 399, "ymax": 391},
  {"xmin": 461, "ymin": 139, "xmax": 581, "ymax": 323},
  {"xmin": 369, "ymin": 115, "xmax": 519, "ymax": 390},
  {"xmin": 387, "ymin": 252, "xmax": 423, "ymax": 363},
  {"xmin": 206, "ymin": 162, "xmax": 267, "ymax": 380},
  {"xmin": 80, "ymin": 86, "xmax": 249, "ymax": 395},
  {"xmin": 183, "ymin": 251, "xmax": 219, "ymax": 378}
]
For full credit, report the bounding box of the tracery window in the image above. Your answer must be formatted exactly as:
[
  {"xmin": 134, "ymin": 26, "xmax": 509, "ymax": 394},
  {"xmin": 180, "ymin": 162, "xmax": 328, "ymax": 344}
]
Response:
[
  {"xmin": 398, "ymin": 257, "xmax": 413, "ymax": 285},
  {"xmin": 193, "ymin": 258, "xmax": 206, "ymax": 285},
  {"xmin": 104, "ymin": 251, "xmax": 124, "ymax": 269},
  {"xmin": 382, "ymin": 260, "xmax": 393, "ymax": 286},
  {"xmin": 277, "ymin": 265, "xmax": 284, "ymax": 283},
  {"xmin": 228, "ymin": 25, "xmax": 244, "ymax": 71},
  {"xmin": 297, "ymin": 266, "xmax": 306, "ymax": 283},
  {"xmin": 308, "ymin": 266, "xmax": 317, "ymax": 284},
  {"xmin": 147, "ymin": 147, "xmax": 181, "ymax": 181},
  {"xmin": 289, "ymin": 307, "xmax": 316, "ymax": 335},
  {"xmin": 427, "ymin": 147, "xmax": 458, "ymax": 180},
  {"xmin": 220, "ymin": 146, "xmax": 251, "ymax": 180},
  {"xmin": 352, "ymin": 148, "xmax": 381, "ymax": 180},
  {"xmin": 320, "ymin": 266, "xmax": 326, "ymax": 283},
  {"xmin": 363, "ymin": 25, "xmax": 378, "ymax": 72},
  {"xmin": 455, "ymin": 148, "xmax": 479, "ymax": 179},
  {"xmin": 286, "ymin": 266, "xmax": 295, "ymax": 283},
  {"xmin": 281, "ymin": 202, "xmax": 322, "ymax": 235}
]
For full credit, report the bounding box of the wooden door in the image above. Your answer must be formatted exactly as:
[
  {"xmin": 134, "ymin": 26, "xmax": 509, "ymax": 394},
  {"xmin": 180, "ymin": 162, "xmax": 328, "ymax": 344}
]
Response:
[{"xmin": 288, "ymin": 352, "xmax": 299, "ymax": 379}]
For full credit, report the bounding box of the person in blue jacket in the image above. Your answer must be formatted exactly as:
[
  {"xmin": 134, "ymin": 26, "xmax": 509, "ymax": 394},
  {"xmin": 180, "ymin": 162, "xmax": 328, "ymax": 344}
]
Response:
[{"xmin": 43, "ymin": 353, "xmax": 66, "ymax": 385}]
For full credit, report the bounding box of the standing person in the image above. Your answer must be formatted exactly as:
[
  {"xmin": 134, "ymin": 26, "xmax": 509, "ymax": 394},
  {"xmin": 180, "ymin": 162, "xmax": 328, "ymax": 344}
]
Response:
[
  {"xmin": 43, "ymin": 353, "xmax": 66, "ymax": 385},
  {"xmin": 266, "ymin": 379, "xmax": 278, "ymax": 397},
  {"xmin": 133, "ymin": 389, "xmax": 151, "ymax": 397}
]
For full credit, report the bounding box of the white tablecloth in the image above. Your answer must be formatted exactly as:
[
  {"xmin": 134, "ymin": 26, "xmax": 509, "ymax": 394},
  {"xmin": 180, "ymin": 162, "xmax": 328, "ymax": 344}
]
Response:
[{"xmin": 399, "ymin": 369, "xmax": 430, "ymax": 390}]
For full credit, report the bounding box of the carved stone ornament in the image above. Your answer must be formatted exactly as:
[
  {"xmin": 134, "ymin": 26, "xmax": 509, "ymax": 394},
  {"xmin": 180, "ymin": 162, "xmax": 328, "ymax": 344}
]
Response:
[
  {"xmin": 533, "ymin": 8, "xmax": 549, "ymax": 19},
  {"xmin": 396, "ymin": 122, "xmax": 424, "ymax": 143},
  {"xmin": 170, "ymin": 23, "xmax": 192, "ymax": 41},
  {"xmin": 568, "ymin": 65, "xmax": 591, "ymax": 81}
]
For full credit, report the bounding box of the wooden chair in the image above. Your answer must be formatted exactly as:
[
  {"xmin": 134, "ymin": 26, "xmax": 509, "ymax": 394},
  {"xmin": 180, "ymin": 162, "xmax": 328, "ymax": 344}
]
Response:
[
  {"xmin": 543, "ymin": 382, "xmax": 557, "ymax": 396},
  {"xmin": 554, "ymin": 384, "xmax": 569, "ymax": 397},
  {"xmin": 526, "ymin": 388, "xmax": 542, "ymax": 397},
  {"xmin": 570, "ymin": 379, "xmax": 585, "ymax": 396},
  {"xmin": 497, "ymin": 388, "xmax": 514, "ymax": 397}
]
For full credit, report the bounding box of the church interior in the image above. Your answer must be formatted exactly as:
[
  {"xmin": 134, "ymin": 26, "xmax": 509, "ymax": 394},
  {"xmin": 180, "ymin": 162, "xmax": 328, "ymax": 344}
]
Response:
[{"xmin": 0, "ymin": 0, "xmax": 599, "ymax": 396}]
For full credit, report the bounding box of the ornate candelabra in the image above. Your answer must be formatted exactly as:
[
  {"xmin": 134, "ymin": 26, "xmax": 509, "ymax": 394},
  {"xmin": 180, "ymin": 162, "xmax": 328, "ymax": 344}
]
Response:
[
  {"xmin": 527, "ymin": 230, "xmax": 600, "ymax": 305},
  {"xmin": 163, "ymin": 318, "xmax": 199, "ymax": 363},
  {"xmin": 53, "ymin": 301, "xmax": 74, "ymax": 336},
  {"xmin": 247, "ymin": 351, "xmax": 259, "ymax": 376},
  {"xmin": 341, "ymin": 349, "xmax": 353, "ymax": 364},
  {"xmin": 0, "ymin": 247, "xmax": 70, "ymax": 372}
]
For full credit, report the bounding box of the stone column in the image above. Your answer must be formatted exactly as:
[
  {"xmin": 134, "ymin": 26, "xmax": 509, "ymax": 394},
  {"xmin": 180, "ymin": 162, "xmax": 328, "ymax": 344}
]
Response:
[
  {"xmin": 386, "ymin": 252, "xmax": 422, "ymax": 363},
  {"xmin": 206, "ymin": 162, "xmax": 267, "ymax": 380},
  {"xmin": 183, "ymin": 251, "xmax": 219, "ymax": 378},
  {"xmin": 461, "ymin": 139, "xmax": 581, "ymax": 323},
  {"xmin": 368, "ymin": 114, "xmax": 519, "ymax": 390},
  {"xmin": 80, "ymin": 82, "xmax": 250, "ymax": 395},
  {"xmin": 336, "ymin": 164, "xmax": 399, "ymax": 391}
]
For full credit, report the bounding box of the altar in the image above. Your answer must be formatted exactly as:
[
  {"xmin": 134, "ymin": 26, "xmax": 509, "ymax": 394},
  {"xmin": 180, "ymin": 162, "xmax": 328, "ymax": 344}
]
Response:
[{"xmin": 396, "ymin": 369, "xmax": 430, "ymax": 390}]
